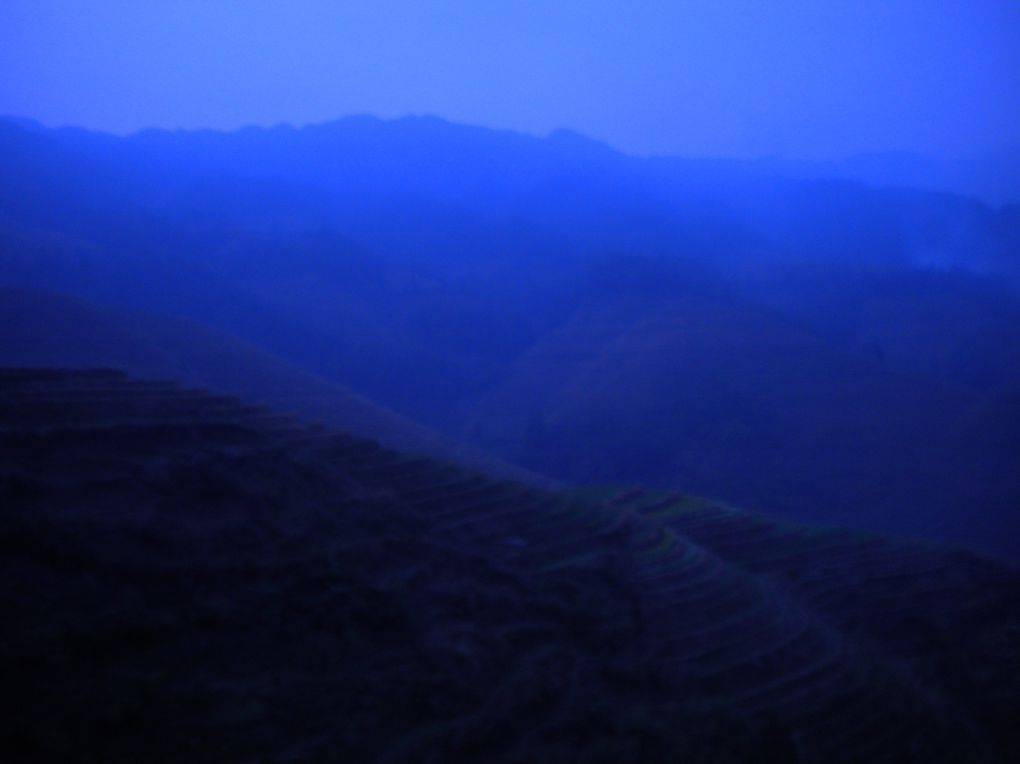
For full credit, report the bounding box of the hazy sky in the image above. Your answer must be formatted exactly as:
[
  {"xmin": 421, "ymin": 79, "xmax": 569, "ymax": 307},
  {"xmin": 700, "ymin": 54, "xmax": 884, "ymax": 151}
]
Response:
[{"xmin": 1, "ymin": 1, "xmax": 1018, "ymax": 159}]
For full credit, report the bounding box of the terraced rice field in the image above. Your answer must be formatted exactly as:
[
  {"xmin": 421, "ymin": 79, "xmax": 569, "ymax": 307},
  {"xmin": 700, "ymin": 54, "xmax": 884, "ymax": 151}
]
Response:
[{"xmin": 1, "ymin": 369, "xmax": 1017, "ymax": 762}]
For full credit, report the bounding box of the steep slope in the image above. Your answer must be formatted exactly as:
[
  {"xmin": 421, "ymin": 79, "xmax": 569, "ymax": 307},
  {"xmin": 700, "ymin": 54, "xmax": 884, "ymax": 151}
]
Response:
[
  {"xmin": 0, "ymin": 288, "xmax": 541, "ymax": 483},
  {"xmin": 2, "ymin": 369, "xmax": 1017, "ymax": 762}
]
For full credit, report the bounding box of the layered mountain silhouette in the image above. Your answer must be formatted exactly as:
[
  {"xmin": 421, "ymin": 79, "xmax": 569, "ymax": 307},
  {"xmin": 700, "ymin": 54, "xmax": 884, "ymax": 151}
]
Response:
[
  {"xmin": 0, "ymin": 115, "xmax": 1018, "ymax": 558},
  {"xmin": 2, "ymin": 368, "xmax": 1018, "ymax": 762}
]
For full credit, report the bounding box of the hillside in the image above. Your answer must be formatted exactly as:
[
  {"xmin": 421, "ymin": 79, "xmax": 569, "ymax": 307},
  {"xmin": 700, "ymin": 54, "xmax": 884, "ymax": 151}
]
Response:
[
  {"xmin": 0, "ymin": 288, "xmax": 541, "ymax": 484},
  {"xmin": 2, "ymin": 368, "xmax": 1018, "ymax": 762},
  {"xmin": 462, "ymin": 283, "xmax": 1019, "ymax": 556}
]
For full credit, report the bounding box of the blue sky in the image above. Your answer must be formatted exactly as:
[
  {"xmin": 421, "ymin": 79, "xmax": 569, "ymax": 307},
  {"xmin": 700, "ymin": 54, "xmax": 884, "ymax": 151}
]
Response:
[{"xmin": 1, "ymin": 0, "xmax": 1018, "ymax": 158}]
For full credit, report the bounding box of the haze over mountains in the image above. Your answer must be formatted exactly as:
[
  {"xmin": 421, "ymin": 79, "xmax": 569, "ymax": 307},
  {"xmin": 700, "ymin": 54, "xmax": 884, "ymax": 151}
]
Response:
[
  {"xmin": 4, "ymin": 0, "xmax": 1019, "ymax": 760},
  {"xmin": 1, "ymin": 114, "xmax": 1018, "ymax": 557},
  {"xmin": 732, "ymin": 146, "xmax": 1020, "ymax": 209}
]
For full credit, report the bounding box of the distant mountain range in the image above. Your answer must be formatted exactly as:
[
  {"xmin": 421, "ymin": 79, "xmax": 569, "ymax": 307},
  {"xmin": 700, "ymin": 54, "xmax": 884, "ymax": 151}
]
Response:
[
  {"xmin": 1, "ymin": 114, "xmax": 1017, "ymax": 556},
  {"xmin": 765, "ymin": 146, "xmax": 1020, "ymax": 208},
  {"xmin": 7, "ymin": 114, "xmax": 1020, "ymax": 207}
]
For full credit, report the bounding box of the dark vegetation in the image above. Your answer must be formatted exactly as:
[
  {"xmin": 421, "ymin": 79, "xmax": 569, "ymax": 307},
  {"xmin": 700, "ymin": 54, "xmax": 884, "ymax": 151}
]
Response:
[
  {"xmin": 1, "ymin": 115, "xmax": 1018, "ymax": 554},
  {"xmin": 2, "ymin": 369, "xmax": 1018, "ymax": 762}
]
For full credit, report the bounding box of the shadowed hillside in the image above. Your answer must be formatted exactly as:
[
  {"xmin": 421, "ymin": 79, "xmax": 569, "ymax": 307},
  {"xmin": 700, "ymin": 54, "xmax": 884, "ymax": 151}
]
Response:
[
  {"xmin": 463, "ymin": 273, "xmax": 1019, "ymax": 555},
  {"xmin": 0, "ymin": 288, "xmax": 543, "ymax": 485},
  {"xmin": 2, "ymin": 369, "xmax": 1017, "ymax": 762}
]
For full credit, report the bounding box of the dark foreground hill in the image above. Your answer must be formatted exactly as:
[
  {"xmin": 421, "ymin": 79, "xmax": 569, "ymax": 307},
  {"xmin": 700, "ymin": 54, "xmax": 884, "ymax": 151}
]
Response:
[{"xmin": 2, "ymin": 369, "xmax": 1018, "ymax": 762}]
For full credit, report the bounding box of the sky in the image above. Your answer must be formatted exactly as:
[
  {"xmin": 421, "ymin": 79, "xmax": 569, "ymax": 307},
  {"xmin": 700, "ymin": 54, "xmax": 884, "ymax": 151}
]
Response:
[{"xmin": 1, "ymin": 0, "xmax": 1018, "ymax": 159}]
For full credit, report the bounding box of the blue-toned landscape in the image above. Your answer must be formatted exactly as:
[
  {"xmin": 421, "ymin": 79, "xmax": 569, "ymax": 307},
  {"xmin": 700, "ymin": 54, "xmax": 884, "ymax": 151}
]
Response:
[{"xmin": 1, "ymin": 2, "xmax": 1018, "ymax": 762}]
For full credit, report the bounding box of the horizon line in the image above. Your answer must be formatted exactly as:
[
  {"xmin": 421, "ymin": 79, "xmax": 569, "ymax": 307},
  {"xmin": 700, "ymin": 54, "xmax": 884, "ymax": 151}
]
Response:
[{"xmin": 4, "ymin": 111, "xmax": 1017, "ymax": 166}]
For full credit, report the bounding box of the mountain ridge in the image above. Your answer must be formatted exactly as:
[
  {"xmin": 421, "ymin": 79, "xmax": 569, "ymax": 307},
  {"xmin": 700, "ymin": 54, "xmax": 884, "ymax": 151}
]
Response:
[{"xmin": 6, "ymin": 113, "xmax": 1015, "ymax": 207}]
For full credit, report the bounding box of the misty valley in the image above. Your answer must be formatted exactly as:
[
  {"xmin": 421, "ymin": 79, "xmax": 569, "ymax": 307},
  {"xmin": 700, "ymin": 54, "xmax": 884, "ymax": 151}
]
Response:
[{"xmin": 1, "ymin": 115, "xmax": 1019, "ymax": 762}]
